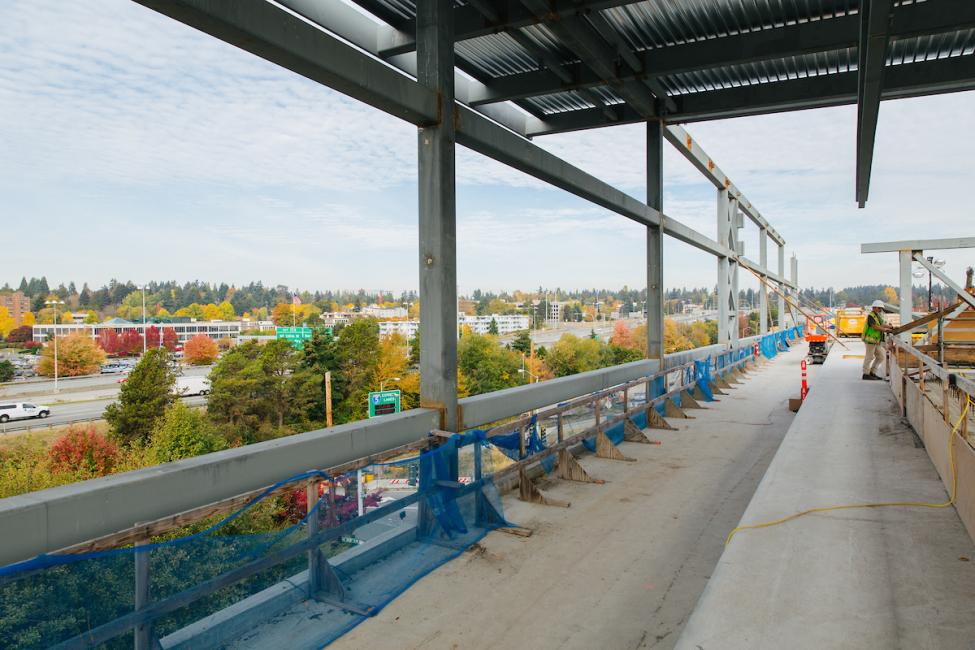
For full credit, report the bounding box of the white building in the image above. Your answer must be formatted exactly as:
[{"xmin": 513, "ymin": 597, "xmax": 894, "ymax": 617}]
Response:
[
  {"xmin": 362, "ymin": 305, "xmax": 408, "ymax": 319},
  {"xmin": 378, "ymin": 320, "xmax": 419, "ymax": 339},
  {"xmin": 460, "ymin": 314, "xmax": 529, "ymax": 335},
  {"xmin": 33, "ymin": 320, "xmax": 244, "ymax": 346},
  {"xmin": 547, "ymin": 301, "xmax": 564, "ymax": 323}
]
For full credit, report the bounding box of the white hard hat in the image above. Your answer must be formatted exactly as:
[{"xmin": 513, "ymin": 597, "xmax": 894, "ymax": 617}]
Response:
[{"xmin": 871, "ymin": 300, "xmax": 885, "ymax": 309}]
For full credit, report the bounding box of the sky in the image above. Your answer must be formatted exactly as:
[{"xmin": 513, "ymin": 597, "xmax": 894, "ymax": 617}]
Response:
[{"xmin": 1, "ymin": 0, "xmax": 974, "ymax": 296}]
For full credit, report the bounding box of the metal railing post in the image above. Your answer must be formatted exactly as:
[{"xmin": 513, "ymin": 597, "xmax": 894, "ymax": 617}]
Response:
[
  {"xmin": 133, "ymin": 534, "xmax": 151, "ymax": 650},
  {"xmin": 306, "ymin": 479, "xmax": 322, "ymax": 597}
]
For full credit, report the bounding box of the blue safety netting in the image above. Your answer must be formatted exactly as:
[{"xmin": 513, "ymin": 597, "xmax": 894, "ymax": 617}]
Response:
[
  {"xmin": 758, "ymin": 326, "xmax": 804, "ymax": 359},
  {"xmin": 0, "ymin": 434, "xmax": 511, "ymax": 650}
]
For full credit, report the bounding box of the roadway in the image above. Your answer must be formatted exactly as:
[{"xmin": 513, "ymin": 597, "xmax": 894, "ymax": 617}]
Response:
[
  {"xmin": 0, "ymin": 395, "xmax": 208, "ymax": 434},
  {"xmin": 0, "ymin": 365, "xmax": 211, "ymax": 401}
]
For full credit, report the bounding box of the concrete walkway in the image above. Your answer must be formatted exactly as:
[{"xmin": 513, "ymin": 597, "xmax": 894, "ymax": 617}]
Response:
[
  {"xmin": 318, "ymin": 344, "xmax": 808, "ymax": 650},
  {"xmin": 677, "ymin": 341, "xmax": 975, "ymax": 649}
]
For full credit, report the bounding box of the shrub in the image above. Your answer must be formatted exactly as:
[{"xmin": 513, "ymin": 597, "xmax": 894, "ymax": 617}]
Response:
[
  {"xmin": 184, "ymin": 334, "xmax": 219, "ymax": 365},
  {"xmin": 150, "ymin": 401, "xmax": 226, "ymax": 463},
  {"xmin": 6, "ymin": 326, "xmax": 32, "ymax": 344},
  {"xmin": 48, "ymin": 424, "xmax": 119, "ymax": 476}
]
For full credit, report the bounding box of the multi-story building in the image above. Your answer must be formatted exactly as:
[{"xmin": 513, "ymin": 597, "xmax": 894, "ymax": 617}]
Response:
[
  {"xmin": 547, "ymin": 301, "xmax": 564, "ymax": 323},
  {"xmin": 32, "ymin": 319, "xmax": 245, "ymax": 346},
  {"xmin": 0, "ymin": 291, "xmax": 30, "ymax": 324},
  {"xmin": 362, "ymin": 305, "xmax": 408, "ymax": 319},
  {"xmin": 459, "ymin": 314, "xmax": 529, "ymax": 335},
  {"xmin": 378, "ymin": 320, "xmax": 419, "ymax": 339}
]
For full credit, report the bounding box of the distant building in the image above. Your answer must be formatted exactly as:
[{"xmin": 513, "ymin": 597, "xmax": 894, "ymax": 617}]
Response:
[
  {"xmin": 460, "ymin": 314, "xmax": 529, "ymax": 335},
  {"xmin": 457, "ymin": 298, "xmax": 476, "ymax": 315},
  {"xmin": 0, "ymin": 291, "xmax": 29, "ymax": 324},
  {"xmin": 33, "ymin": 320, "xmax": 245, "ymax": 346},
  {"xmin": 362, "ymin": 305, "xmax": 408, "ymax": 319},
  {"xmin": 547, "ymin": 301, "xmax": 564, "ymax": 323},
  {"xmin": 319, "ymin": 312, "xmax": 351, "ymax": 328},
  {"xmin": 378, "ymin": 320, "xmax": 419, "ymax": 339}
]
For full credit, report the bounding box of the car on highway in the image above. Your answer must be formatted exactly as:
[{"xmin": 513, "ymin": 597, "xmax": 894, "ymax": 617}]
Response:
[
  {"xmin": 0, "ymin": 402, "xmax": 51, "ymax": 423},
  {"xmin": 100, "ymin": 362, "xmax": 129, "ymax": 374}
]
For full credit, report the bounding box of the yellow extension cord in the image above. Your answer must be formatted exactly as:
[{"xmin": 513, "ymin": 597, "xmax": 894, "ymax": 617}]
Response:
[{"xmin": 725, "ymin": 394, "xmax": 972, "ymax": 545}]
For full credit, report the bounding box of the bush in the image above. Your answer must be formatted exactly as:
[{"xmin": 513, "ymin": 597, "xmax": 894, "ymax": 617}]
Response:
[
  {"xmin": 184, "ymin": 334, "xmax": 219, "ymax": 365},
  {"xmin": 48, "ymin": 424, "xmax": 119, "ymax": 476},
  {"xmin": 0, "ymin": 360, "xmax": 14, "ymax": 383},
  {"xmin": 150, "ymin": 401, "xmax": 226, "ymax": 463},
  {"xmin": 37, "ymin": 332, "xmax": 107, "ymax": 377}
]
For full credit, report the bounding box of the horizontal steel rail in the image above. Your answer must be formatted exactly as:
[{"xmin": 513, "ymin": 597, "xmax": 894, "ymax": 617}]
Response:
[{"xmin": 889, "ymin": 336, "xmax": 975, "ymax": 395}]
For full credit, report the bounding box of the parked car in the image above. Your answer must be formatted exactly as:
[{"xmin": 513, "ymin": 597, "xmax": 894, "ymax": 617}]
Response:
[
  {"xmin": 100, "ymin": 363, "xmax": 129, "ymax": 374},
  {"xmin": 0, "ymin": 402, "xmax": 51, "ymax": 423}
]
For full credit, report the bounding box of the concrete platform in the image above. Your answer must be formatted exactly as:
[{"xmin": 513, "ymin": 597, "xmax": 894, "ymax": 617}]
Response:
[
  {"xmin": 305, "ymin": 344, "xmax": 808, "ymax": 650},
  {"xmin": 677, "ymin": 341, "xmax": 975, "ymax": 650}
]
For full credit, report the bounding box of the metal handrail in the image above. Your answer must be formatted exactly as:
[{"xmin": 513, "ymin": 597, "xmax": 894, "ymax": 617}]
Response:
[{"xmin": 888, "ymin": 335, "xmax": 975, "ymax": 395}]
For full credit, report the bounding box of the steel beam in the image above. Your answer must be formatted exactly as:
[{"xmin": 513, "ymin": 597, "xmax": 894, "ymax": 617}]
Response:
[
  {"xmin": 416, "ymin": 0, "xmax": 459, "ymax": 432},
  {"xmin": 861, "ymin": 237, "xmax": 975, "ymax": 253},
  {"xmin": 647, "ymin": 121, "xmax": 664, "ymax": 362},
  {"xmin": 531, "ymin": 54, "xmax": 975, "ymax": 132},
  {"xmin": 914, "ymin": 254, "xmax": 975, "ymax": 311},
  {"xmin": 664, "ymin": 124, "xmax": 784, "ymax": 246},
  {"xmin": 791, "ymin": 254, "xmax": 800, "ymax": 326},
  {"xmin": 856, "ymin": 0, "xmax": 895, "ymax": 207},
  {"xmin": 759, "ymin": 228, "xmax": 769, "ymax": 335}
]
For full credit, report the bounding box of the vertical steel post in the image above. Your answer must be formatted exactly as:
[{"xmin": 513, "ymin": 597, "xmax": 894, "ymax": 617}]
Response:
[
  {"xmin": 777, "ymin": 244, "xmax": 786, "ymax": 330},
  {"xmin": 417, "ymin": 0, "xmax": 458, "ymax": 433},
  {"xmin": 899, "ymin": 250, "xmax": 914, "ymax": 342},
  {"xmin": 759, "ymin": 228, "xmax": 769, "ymax": 334},
  {"xmin": 134, "ymin": 535, "xmax": 150, "ymax": 650},
  {"xmin": 306, "ymin": 480, "xmax": 322, "ymax": 597},
  {"xmin": 716, "ymin": 188, "xmax": 732, "ymax": 347},
  {"xmin": 646, "ymin": 121, "xmax": 664, "ymax": 366},
  {"xmin": 790, "ymin": 254, "xmax": 799, "ymax": 327},
  {"xmin": 730, "ymin": 199, "xmax": 741, "ymax": 345}
]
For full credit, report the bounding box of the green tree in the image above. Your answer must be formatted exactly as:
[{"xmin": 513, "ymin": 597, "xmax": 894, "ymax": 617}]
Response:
[
  {"xmin": 104, "ymin": 348, "xmax": 176, "ymax": 443},
  {"xmin": 0, "ymin": 360, "xmax": 15, "ymax": 383},
  {"xmin": 151, "ymin": 401, "xmax": 226, "ymax": 463},
  {"xmin": 487, "ymin": 317, "xmax": 499, "ymax": 335},
  {"xmin": 546, "ymin": 334, "xmax": 613, "ymax": 377},
  {"xmin": 510, "ymin": 330, "xmax": 531, "ymax": 355},
  {"xmin": 302, "ymin": 330, "xmax": 345, "ymax": 422},
  {"xmin": 332, "ymin": 319, "xmax": 380, "ymax": 423},
  {"xmin": 458, "ymin": 333, "xmax": 523, "ymax": 395}
]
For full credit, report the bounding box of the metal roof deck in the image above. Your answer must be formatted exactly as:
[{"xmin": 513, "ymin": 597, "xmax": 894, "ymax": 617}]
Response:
[{"xmin": 357, "ymin": 0, "xmax": 975, "ymax": 204}]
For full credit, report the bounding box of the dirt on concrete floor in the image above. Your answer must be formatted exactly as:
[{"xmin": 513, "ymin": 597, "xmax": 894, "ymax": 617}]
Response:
[{"xmin": 328, "ymin": 346, "xmax": 808, "ymax": 650}]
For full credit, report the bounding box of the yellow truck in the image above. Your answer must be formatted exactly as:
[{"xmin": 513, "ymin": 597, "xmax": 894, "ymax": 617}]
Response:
[{"xmin": 836, "ymin": 308, "xmax": 866, "ymax": 337}]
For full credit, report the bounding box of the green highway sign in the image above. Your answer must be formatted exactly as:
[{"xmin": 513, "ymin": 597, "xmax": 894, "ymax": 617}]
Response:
[
  {"xmin": 275, "ymin": 326, "xmax": 332, "ymax": 349},
  {"xmin": 368, "ymin": 389, "xmax": 401, "ymax": 418},
  {"xmin": 276, "ymin": 326, "xmax": 312, "ymax": 349}
]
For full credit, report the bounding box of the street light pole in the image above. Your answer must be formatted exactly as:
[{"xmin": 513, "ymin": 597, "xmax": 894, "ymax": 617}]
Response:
[
  {"xmin": 139, "ymin": 285, "xmax": 147, "ymax": 355},
  {"xmin": 45, "ymin": 299, "xmax": 65, "ymax": 394},
  {"xmin": 379, "ymin": 377, "xmax": 401, "ymax": 392}
]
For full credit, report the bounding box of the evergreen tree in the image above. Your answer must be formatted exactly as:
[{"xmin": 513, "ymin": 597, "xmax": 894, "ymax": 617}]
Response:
[
  {"xmin": 17, "ymin": 277, "xmax": 28, "ymax": 293},
  {"xmin": 103, "ymin": 349, "xmax": 176, "ymax": 443}
]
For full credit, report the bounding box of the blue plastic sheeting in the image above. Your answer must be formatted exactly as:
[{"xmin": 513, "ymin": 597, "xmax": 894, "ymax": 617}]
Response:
[
  {"xmin": 758, "ymin": 326, "xmax": 804, "ymax": 360},
  {"xmin": 0, "ymin": 434, "xmax": 510, "ymax": 649},
  {"xmin": 488, "ymin": 415, "xmax": 555, "ymax": 474},
  {"xmin": 695, "ymin": 358, "xmax": 716, "ymax": 401}
]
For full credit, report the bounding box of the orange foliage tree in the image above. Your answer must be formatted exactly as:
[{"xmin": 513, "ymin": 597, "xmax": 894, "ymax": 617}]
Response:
[
  {"xmin": 38, "ymin": 332, "xmax": 107, "ymax": 377},
  {"xmin": 184, "ymin": 334, "xmax": 219, "ymax": 365},
  {"xmin": 48, "ymin": 424, "xmax": 119, "ymax": 476}
]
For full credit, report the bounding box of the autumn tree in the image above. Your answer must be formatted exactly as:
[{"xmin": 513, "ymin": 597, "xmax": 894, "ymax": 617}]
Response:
[
  {"xmin": 97, "ymin": 328, "xmax": 120, "ymax": 354},
  {"xmin": 663, "ymin": 319, "xmax": 694, "ymax": 353},
  {"xmin": 162, "ymin": 328, "xmax": 178, "ymax": 351},
  {"xmin": 609, "ymin": 321, "xmax": 635, "ymax": 349},
  {"xmin": 104, "ymin": 348, "xmax": 176, "ymax": 443},
  {"xmin": 21, "ymin": 312, "xmax": 36, "ymax": 327},
  {"xmin": 6, "ymin": 325, "xmax": 32, "ymax": 344},
  {"xmin": 545, "ymin": 334, "xmax": 613, "ymax": 377},
  {"xmin": 118, "ymin": 329, "xmax": 144, "ymax": 356},
  {"xmin": 883, "ymin": 286, "xmax": 898, "ymax": 304},
  {"xmin": 0, "ymin": 307, "xmax": 16, "ymax": 337},
  {"xmin": 376, "ymin": 332, "xmax": 409, "ymax": 390},
  {"xmin": 184, "ymin": 334, "xmax": 219, "ymax": 365},
  {"xmin": 38, "ymin": 332, "xmax": 107, "ymax": 377}
]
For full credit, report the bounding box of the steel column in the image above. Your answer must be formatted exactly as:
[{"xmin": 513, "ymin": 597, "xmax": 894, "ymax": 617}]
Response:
[
  {"xmin": 646, "ymin": 121, "xmax": 664, "ymax": 363},
  {"xmin": 899, "ymin": 250, "xmax": 914, "ymax": 342},
  {"xmin": 417, "ymin": 0, "xmax": 458, "ymax": 431},
  {"xmin": 790, "ymin": 254, "xmax": 800, "ymax": 326},
  {"xmin": 777, "ymin": 244, "xmax": 786, "ymax": 329},
  {"xmin": 717, "ymin": 189, "xmax": 733, "ymax": 347},
  {"xmin": 730, "ymin": 199, "xmax": 741, "ymax": 345},
  {"xmin": 856, "ymin": 0, "xmax": 894, "ymax": 207},
  {"xmin": 759, "ymin": 228, "xmax": 769, "ymax": 334}
]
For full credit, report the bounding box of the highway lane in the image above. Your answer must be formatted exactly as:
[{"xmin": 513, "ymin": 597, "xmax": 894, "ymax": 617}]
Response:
[
  {"xmin": 0, "ymin": 365, "xmax": 212, "ymax": 400},
  {"xmin": 0, "ymin": 395, "xmax": 207, "ymax": 435}
]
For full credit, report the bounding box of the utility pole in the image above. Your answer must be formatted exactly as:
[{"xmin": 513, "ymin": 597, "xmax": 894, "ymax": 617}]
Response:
[{"xmin": 324, "ymin": 371, "xmax": 333, "ymax": 428}]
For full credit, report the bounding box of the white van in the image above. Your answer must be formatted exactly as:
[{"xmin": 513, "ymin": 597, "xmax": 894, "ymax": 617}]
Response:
[{"xmin": 0, "ymin": 402, "xmax": 51, "ymax": 423}]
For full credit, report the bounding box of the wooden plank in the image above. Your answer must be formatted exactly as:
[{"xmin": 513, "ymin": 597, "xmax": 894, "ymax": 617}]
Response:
[{"xmin": 890, "ymin": 301, "xmax": 963, "ymax": 335}]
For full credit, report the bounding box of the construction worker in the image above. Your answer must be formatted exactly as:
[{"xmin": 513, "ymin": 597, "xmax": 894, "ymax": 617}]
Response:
[{"xmin": 862, "ymin": 300, "xmax": 892, "ymax": 380}]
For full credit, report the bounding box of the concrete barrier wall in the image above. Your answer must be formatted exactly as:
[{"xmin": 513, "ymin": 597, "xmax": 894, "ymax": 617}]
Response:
[{"xmin": 897, "ymin": 377, "xmax": 975, "ymax": 544}]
